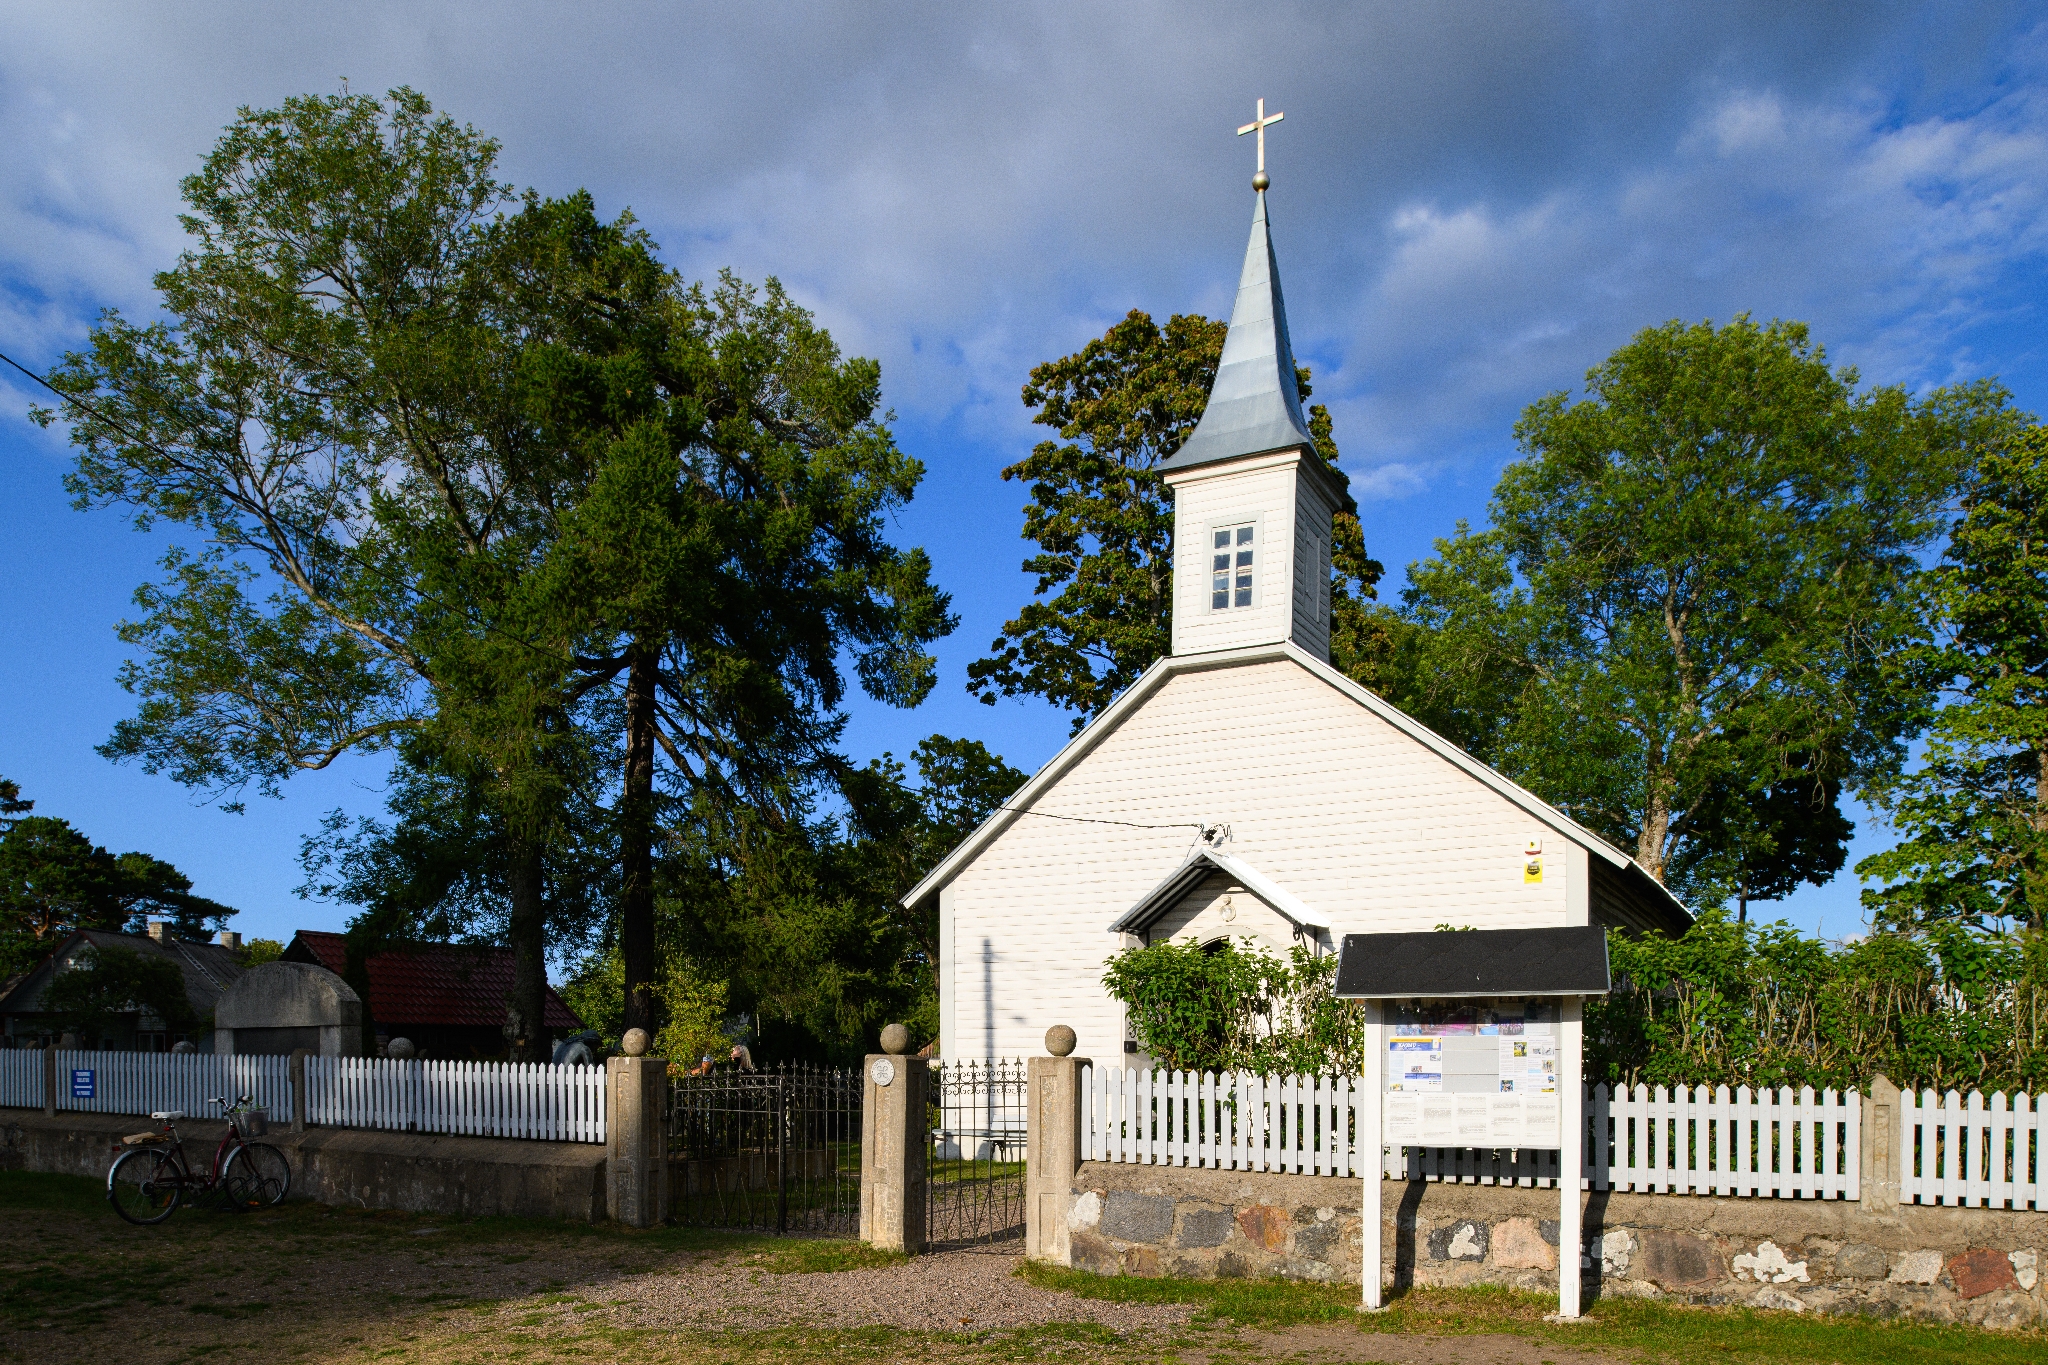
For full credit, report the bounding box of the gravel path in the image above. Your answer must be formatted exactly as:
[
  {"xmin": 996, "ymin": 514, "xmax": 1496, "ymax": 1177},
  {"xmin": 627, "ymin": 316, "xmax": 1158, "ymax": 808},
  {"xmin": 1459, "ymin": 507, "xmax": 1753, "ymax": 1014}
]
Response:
[{"xmin": 599, "ymin": 1247, "xmax": 1198, "ymax": 1334}]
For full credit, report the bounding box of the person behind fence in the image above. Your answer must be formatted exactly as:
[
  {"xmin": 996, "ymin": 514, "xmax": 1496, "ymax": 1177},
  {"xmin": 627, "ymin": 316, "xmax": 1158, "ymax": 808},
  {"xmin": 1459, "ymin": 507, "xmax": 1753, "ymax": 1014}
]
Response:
[{"xmin": 729, "ymin": 1044, "xmax": 755, "ymax": 1072}]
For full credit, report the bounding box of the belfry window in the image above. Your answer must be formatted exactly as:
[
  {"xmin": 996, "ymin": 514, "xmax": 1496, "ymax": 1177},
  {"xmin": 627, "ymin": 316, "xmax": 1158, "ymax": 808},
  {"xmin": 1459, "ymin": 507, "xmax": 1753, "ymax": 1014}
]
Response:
[{"xmin": 1211, "ymin": 524, "xmax": 1255, "ymax": 609}]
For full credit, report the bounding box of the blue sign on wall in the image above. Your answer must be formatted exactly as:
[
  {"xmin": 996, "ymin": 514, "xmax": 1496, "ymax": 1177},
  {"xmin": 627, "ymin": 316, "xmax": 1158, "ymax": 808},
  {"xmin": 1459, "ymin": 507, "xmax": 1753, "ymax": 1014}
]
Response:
[{"xmin": 70, "ymin": 1069, "xmax": 94, "ymax": 1100}]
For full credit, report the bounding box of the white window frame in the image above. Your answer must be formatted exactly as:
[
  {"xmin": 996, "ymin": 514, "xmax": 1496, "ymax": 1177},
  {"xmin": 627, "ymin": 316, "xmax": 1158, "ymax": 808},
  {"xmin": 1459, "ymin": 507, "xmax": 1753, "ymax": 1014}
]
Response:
[{"xmin": 1206, "ymin": 515, "xmax": 1262, "ymax": 612}]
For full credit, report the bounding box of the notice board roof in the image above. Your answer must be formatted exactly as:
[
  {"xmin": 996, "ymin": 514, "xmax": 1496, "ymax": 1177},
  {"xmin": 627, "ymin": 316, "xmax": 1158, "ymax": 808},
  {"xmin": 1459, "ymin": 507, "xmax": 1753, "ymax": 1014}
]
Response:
[{"xmin": 1333, "ymin": 926, "xmax": 1610, "ymax": 999}]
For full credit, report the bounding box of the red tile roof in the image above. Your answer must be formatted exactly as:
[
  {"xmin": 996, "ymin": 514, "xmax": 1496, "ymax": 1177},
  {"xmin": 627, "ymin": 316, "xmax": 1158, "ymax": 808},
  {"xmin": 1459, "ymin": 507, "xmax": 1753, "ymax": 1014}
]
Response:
[{"xmin": 288, "ymin": 931, "xmax": 580, "ymax": 1030}]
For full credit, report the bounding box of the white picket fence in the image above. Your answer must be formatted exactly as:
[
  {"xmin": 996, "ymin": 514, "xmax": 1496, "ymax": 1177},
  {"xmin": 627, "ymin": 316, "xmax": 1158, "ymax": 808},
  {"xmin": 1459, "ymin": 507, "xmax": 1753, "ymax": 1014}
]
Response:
[
  {"xmin": 45, "ymin": 1050, "xmax": 293, "ymax": 1120},
  {"xmin": 1079, "ymin": 1067, "xmax": 1861, "ymax": 1199},
  {"xmin": 1588, "ymin": 1083, "xmax": 1859, "ymax": 1199},
  {"xmin": 0, "ymin": 1049, "xmax": 41, "ymax": 1107},
  {"xmin": 1085, "ymin": 1066, "xmax": 1365, "ymax": 1175},
  {"xmin": 1899, "ymin": 1088, "xmax": 2046, "ymax": 1210},
  {"xmin": 304, "ymin": 1055, "xmax": 606, "ymax": 1143}
]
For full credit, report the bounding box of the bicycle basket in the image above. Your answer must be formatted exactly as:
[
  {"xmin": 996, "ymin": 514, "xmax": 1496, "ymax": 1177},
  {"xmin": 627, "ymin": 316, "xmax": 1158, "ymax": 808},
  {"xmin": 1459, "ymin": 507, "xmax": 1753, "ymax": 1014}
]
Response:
[{"xmin": 232, "ymin": 1106, "xmax": 270, "ymax": 1137}]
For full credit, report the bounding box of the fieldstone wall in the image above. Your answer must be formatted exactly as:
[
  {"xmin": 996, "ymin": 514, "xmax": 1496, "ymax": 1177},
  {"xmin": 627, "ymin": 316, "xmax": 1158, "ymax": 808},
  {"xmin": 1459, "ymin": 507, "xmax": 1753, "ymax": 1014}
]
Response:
[{"xmin": 1069, "ymin": 1161, "xmax": 2048, "ymax": 1330}]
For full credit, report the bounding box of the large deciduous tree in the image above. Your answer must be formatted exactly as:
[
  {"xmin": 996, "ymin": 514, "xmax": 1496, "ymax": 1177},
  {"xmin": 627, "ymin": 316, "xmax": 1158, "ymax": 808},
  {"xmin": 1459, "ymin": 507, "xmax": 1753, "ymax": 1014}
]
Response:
[
  {"xmin": 1397, "ymin": 316, "xmax": 2015, "ymax": 903},
  {"xmin": 36, "ymin": 89, "xmax": 609, "ymax": 1056},
  {"xmin": 1860, "ymin": 425, "xmax": 2048, "ymax": 931},
  {"xmin": 968, "ymin": 309, "xmax": 1379, "ymax": 729}
]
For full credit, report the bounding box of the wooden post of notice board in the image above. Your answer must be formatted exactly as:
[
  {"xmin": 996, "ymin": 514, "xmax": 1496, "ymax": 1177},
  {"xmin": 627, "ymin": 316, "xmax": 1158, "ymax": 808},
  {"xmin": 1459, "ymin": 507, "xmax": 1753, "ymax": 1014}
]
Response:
[{"xmin": 1360, "ymin": 999, "xmax": 1386, "ymax": 1311}]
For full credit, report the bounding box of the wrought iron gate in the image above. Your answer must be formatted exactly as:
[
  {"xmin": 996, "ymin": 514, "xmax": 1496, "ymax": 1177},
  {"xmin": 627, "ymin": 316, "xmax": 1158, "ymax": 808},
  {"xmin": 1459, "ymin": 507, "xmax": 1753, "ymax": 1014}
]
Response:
[
  {"xmin": 667, "ymin": 1064, "xmax": 861, "ymax": 1234},
  {"xmin": 927, "ymin": 1058, "xmax": 1027, "ymax": 1249}
]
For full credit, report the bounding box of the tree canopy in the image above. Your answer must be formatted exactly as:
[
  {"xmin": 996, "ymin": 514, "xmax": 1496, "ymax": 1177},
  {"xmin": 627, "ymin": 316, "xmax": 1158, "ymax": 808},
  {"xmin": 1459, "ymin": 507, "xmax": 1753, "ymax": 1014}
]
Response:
[
  {"xmin": 1860, "ymin": 425, "xmax": 2048, "ymax": 931},
  {"xmin": 41, "ymin": 87, "xmax": 952, "ymax": 1060},
  {"xmin": 1395, "ymin": 316, "xmax": 2016, "ymax": 904}
]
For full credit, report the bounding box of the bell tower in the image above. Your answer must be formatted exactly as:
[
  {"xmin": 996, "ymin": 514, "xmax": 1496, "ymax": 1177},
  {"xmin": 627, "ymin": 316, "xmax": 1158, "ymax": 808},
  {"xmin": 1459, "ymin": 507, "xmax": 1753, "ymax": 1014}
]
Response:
[{"xmin": 1162, "ymin": 106, "xmax": 1351, "ymax": 661}]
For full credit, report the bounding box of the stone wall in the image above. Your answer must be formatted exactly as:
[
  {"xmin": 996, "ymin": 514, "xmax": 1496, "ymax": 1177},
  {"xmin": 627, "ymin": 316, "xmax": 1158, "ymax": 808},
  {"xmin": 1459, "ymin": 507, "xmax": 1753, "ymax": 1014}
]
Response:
[
  {"xmin": 1069, "ymin": 1161, "xmax": 2048, "ymax": 1330},
  {"xmin": 0, "ymin": 1107, "xmax": 606, "ymax": 1222}
]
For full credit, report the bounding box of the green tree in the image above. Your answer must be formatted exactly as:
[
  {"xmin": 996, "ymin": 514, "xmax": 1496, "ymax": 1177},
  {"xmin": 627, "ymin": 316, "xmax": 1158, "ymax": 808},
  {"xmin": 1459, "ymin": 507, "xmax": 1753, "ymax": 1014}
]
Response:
[
  {"xmin": 1668, "ymin": 764, "xmax": 1853, "ymax": 921},
  {"xmin": 533, "ymin": 269, "xmax": 955, "ymax": 1035},
  {"xmin": 968, "ymin": 309, "xmax": 1378, "ymax": 728},
  {"xmin": 36, "ymin": 90, "xmax": 622, "ymax": 1057},
  {"xmin": 0, "ymin": 778, "xmax": 30, "ymax": 833},
  {"xmin": 1397, "ymin": 317, "xmax": 2014, "ymax": 901},
  {"xmin": 40, "ymin": 943, "xmax": 198, "ymax": 1044},
  {"xmin": 1860, "ymin": 425, "xmax": 2048, "ymax": 930},
  {"xmin": 0, "ymin": 816, "xmax": 237, "ymax": 976}
]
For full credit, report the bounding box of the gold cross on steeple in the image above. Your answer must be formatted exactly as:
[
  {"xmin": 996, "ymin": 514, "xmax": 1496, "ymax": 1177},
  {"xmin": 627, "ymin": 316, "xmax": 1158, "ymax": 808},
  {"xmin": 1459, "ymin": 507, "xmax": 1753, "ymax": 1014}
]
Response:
[{"xmin": 1237, "ymin": 98, "xmax": 1284, "ymax": 189}]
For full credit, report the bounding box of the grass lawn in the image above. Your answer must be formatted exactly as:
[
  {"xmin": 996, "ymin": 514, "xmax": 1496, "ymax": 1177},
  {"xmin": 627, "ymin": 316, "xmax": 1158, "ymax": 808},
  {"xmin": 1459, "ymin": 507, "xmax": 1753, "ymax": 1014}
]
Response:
[
  {"xmin": 3, "ymin": 1168, "xmax": 2040, "ymax": 1365},
  {"xmin": 1020, "ymin": 1261, "xmax": 2048, "ymax": 1365}
]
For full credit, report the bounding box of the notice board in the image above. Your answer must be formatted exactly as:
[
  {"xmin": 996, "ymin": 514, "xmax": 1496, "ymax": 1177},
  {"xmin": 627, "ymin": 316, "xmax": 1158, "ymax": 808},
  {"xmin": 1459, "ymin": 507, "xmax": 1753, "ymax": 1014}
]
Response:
[{"xmin": 1380, "ymin": 998, "xmax": 1560, "ymax": 1148}]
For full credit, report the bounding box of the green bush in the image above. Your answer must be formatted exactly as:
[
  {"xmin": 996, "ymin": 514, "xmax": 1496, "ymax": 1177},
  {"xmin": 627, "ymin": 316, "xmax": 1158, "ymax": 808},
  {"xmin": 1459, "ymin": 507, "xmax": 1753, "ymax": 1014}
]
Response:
[
  {"xmin": 1101, "ymin": 939, "xmax": 1360, "ymax": 1075},
  {"xmin": 1591, "ymin": 911, "xmax": 2048, "ymax": 1094},
  {"xmin": 1104, "ymin": 915, "xmax": 2048, "ymax": 1094}
]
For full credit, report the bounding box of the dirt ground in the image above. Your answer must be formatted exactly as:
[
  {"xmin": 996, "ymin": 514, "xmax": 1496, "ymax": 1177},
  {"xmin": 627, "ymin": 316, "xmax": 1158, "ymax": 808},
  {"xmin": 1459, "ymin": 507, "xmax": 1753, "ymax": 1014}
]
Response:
[{"xmin": 3, "ymin": 1172, "xmax": 2035, "ymax": 1365}]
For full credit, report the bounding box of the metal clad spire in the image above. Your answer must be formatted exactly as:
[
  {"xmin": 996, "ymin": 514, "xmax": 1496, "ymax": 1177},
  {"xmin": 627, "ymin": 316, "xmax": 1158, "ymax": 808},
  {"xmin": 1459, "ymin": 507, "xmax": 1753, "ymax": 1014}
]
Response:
[{"xmin": 1162, "ymin": 99, "xmax": 1315, "ymax": 473}]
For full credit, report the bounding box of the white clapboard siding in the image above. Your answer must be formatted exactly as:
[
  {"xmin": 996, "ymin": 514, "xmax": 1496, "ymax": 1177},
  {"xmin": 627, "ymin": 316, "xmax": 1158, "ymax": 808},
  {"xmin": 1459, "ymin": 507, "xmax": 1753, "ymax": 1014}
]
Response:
[
  {"xmin": 1081, "ymin": 1066, "xmax": 1860, "ymax": 1199},
  {"xmin": 943, "ymin": 659, "xmax": 1590, "ymax": 1063},
  {"xmin": 49, "ymin": 1050, "xmax": 292, "ymax": 1120},
  {"xmin": 0, "ymin": 1049, "xmax": 43, "ymax": 1107},
  {"xmin": 303, "ymin": 1056, "xmax": 605, "ymax": 1143},
  {"xmin": 1899, "ymin": 1088, "xmax": 2045, "ymax": 1210}
]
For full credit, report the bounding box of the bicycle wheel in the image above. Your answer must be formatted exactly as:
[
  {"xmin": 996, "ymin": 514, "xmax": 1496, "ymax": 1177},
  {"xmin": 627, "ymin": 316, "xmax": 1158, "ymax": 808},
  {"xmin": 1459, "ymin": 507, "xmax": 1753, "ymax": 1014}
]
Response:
[
  {"xmin": 108, "ymin": 1147, "xmax": 183, "ymax": 1225},
  {"xmin": 221, "ymin": 1142, "xmax": 291, "ymax": 1207}
]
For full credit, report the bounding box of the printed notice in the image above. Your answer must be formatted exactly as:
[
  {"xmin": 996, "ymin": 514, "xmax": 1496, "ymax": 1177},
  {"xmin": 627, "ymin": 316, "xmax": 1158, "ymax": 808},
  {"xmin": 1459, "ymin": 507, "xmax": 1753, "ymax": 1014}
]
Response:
[
  {"xmin": 1384, "ymin": 1093, "xmax": 1425, "ymax": 1144},
  {"xmin": 1522, "ymin": 1095, "xmax": 1562, "ymax": 1146},
  {"xmin": 1387, "ymin": 1036, "xmax": 1443, "ymax": 1092},
  {"xmin": 1498, "ymin": 1036, "xmax": 1558, "ymax": 1094},
  {"xmin": 1489, "ymin": 1095, "xmax": 1524, "ymax": 1144},
  {"xmin": 1454, "ymin": 1095, "xmax": 1492, "ymax": 1143}
]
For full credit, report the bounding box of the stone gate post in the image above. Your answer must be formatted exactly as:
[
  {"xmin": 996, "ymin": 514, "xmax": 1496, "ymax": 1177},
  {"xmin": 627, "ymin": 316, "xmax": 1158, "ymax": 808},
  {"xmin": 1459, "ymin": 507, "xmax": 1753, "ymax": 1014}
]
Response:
[
  {"xmin": 606, "ymin": 1029, "xmax": 669, "ymax": 1227},
  {"xmin": 1861, "ymin": 1072, "xmax": 1901, "ymax": 1210},
  {"xmin": 1025, "ymin": 1025, "xmax": 1087, "ymax": 1265},
  {"xmin": 859, "ymin": 1023, "xmax": 927, "ymax": 1252}
]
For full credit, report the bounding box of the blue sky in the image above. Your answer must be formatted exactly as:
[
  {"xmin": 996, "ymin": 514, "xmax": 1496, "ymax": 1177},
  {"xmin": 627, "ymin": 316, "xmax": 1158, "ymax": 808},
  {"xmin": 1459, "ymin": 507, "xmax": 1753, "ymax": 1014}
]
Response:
[{"xmin": 2, "ymin": 2, "xmax": 2045, "ymax": 949}]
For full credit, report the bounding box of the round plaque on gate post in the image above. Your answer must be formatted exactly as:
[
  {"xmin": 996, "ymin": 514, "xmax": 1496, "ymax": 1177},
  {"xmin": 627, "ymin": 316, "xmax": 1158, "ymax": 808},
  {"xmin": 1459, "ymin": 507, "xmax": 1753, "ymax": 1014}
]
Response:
[{"xmin": 869, "ymin": 1057, "xmax": 896, "ymax": 1087}]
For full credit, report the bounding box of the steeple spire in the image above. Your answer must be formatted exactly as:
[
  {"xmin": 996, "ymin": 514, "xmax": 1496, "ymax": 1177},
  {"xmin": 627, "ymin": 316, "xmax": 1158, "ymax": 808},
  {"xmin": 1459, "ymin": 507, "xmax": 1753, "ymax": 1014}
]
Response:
[{"xmin": 1162, "ymin": 113, "xmax": 1316, "ymax": 473}]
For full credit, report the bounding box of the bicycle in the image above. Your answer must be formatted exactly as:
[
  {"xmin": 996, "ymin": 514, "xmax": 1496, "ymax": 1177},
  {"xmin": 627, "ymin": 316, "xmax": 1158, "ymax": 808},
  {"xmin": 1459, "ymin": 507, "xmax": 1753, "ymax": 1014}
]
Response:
[{"xmin": 106, "ymin": 1094, "xmax": 292, "ymax": 1225}]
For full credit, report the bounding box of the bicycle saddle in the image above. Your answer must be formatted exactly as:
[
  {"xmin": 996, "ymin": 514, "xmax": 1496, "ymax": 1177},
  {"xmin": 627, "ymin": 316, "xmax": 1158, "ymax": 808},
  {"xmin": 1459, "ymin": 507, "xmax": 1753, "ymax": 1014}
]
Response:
[{"xmin": 149, "ymin": 1110, "xmax": 185, "ymax": 1121}]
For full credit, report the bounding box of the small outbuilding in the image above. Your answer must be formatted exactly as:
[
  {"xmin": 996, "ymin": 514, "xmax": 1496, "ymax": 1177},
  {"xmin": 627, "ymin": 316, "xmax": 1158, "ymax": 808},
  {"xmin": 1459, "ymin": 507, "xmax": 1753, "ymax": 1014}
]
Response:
[
  {"xmin": 213, "ymin": 961, "xmax": 364, "ymax": 1056},
  {"xmin": 281, "ymin": 930, "xmax": 581, "ymax": 1059}
]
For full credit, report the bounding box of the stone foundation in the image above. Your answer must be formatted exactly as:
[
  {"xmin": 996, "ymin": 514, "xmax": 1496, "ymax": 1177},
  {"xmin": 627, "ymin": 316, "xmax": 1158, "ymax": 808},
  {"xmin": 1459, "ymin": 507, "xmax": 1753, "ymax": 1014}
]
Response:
[{"xmin": 1068, "ymin": 1161, "xmax": 2048, "ymax": 1330}]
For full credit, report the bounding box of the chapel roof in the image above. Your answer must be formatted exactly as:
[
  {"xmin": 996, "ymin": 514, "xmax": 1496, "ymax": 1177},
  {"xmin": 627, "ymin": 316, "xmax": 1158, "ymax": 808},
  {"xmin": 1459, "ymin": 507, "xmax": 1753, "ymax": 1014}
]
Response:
[
  {"xmin": 284, "ymin": 930, "xmax": 580, "ymax": 1030},
  {"xmin": 1159, "ymin": 189, "xmax": 1319, "ymax": 473}
]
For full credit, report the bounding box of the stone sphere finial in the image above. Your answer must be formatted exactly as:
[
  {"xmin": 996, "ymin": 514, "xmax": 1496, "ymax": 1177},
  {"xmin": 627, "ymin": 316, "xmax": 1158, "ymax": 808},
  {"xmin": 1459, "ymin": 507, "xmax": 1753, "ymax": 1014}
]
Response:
[
  {"xmin": 387, "ymin": 1037, "xmax": 416, "ymax": 1059},
  {"xmin": 621, "ymin": 1027, "xmax": 650, "ymax": 1057},
  {"xmin": 879, "ymin": 1023, "xmax": 910, "ymax": 1055},
  {"xmin": 1252, "ymin": 170, "xmax": 1270, "ymax": 192},
  {"xmin": 1045, "ymin": 1024, "xmax": 1077, "ymax": 1057}
]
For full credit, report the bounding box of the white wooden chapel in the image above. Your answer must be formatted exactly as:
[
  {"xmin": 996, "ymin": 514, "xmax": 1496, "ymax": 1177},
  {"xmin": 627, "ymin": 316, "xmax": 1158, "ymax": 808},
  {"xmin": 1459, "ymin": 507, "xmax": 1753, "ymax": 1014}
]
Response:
[{"xmin": 904, "ymin": 109, "xmax": 1690, "ymax": 1066}]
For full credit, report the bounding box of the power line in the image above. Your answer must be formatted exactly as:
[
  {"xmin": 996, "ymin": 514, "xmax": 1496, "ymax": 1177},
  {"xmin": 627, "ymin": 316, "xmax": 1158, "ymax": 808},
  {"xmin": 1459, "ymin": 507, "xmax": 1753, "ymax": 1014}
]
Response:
[{"xmin": 994, "ymin": 806, "xmax": 1205, "ymax": 833}]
